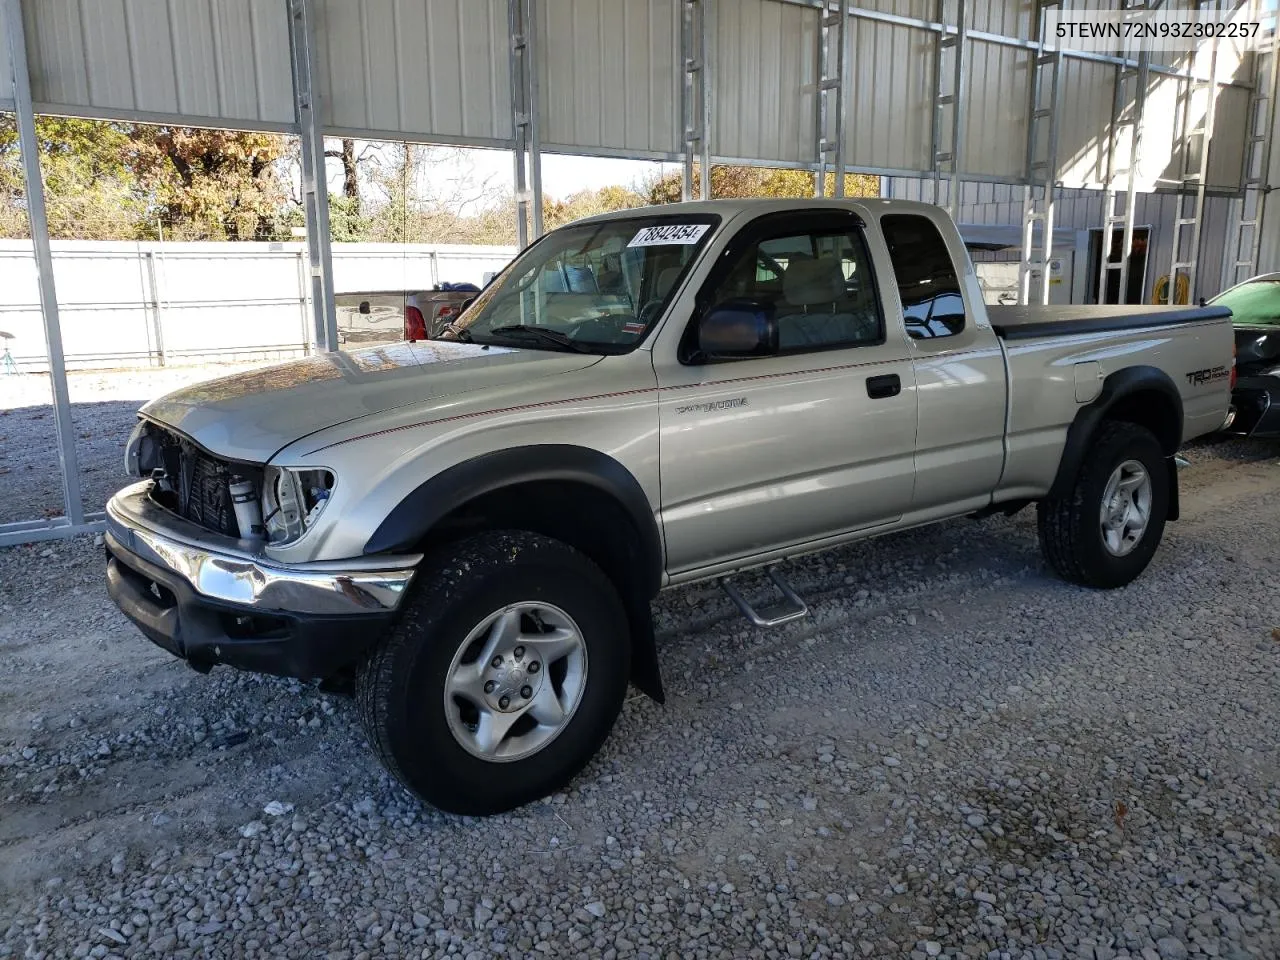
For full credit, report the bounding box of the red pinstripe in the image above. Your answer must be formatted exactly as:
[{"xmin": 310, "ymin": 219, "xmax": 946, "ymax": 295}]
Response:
[{"xmin": 305, "ymin": 353, "xmax": 935, "ymax": 455}]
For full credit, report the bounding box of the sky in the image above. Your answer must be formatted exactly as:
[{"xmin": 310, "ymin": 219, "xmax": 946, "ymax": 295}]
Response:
[
  {"xmin": 461, "ymin": 148, "xmax": 676, "ymax": 199},
  {"xmin": 323, "ymin": 140, "xmax": 678, "ymax": 208}
]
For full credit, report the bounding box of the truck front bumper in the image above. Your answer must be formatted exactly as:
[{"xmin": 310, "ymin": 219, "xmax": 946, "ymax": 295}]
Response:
[{"xmin": 104, "ymin": 481, "xmax": 420, "ymax": 680}]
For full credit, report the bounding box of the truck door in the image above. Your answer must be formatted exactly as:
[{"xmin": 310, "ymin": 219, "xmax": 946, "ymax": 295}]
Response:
[
  {"xmin": 652, "ymin": 209, "xmax": 919, "ymax": 576},
  {"xmin": 879, "ymin": 212, "xmax": 1007, "ymax": 513}
]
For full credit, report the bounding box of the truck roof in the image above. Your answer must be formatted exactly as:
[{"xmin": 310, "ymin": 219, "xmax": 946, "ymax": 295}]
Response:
[{"xmin": 569, "ymin": 196, "xmax": 939, "ymax": 226}]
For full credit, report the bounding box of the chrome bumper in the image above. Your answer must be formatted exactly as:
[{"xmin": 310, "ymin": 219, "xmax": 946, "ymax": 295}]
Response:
[{"xmin": 105, "ymin": 481, "xmax": 420, "ymax": 616}]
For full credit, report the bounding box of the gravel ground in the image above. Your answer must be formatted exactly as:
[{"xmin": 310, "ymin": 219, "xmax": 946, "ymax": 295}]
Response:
[
  {"xmin": 0, "ymin": 363, "xmax": 275, "ymax": 525},
  {"xmin": 4, "ymin": 437, "xmax": 1280, "ymax": 960}
]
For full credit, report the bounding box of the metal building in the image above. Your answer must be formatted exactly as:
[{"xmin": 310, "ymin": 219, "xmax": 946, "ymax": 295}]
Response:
[{"xmin": 1, "ymin": 0, "xmax": 1277, "ymax": 545}]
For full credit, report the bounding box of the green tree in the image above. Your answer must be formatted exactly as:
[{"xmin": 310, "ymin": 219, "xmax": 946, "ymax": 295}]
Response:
[
  {"xmin": 0, "ymin": 116, "xmax": 148, "ymax": 239},
  {"xmin": 0, "ymin": 117, "xmax": 296, "ymax": 241},
  {"xmin": 129, "ymin": 126, "xmax": 292, "ymax": 240},
  {"xmin": 543, "ymin": 184, "xmax": 646, "ymax": 230},
  {"xmin": 644, "ymin": 164, "xmax": 879, "ymax": 204}
]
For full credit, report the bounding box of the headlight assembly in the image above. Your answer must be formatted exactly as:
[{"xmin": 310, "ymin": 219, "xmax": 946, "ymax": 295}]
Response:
[{"xmin": 262, "ymin": 467, "xmax": 335, "ymax": 544}]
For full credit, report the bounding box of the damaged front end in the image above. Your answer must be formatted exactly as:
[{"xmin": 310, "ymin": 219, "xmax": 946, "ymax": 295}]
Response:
[{"xmin": 124, "ymin": 420, "xmax": 334, "ymax": 545}]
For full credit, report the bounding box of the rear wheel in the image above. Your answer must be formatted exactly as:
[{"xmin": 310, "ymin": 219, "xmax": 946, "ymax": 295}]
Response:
[
  {"xmin": 356, "ymin": 530, "xmax": 631, "ymax": 815},
  {"xmin": 1037, "ymin": 421, "xmax": 1169, "ymax": 588}
]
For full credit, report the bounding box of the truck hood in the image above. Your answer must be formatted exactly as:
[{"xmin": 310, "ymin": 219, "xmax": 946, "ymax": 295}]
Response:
[{"xmin": 141, "ymin": 341, "xmax": 601, "ymax": 462}]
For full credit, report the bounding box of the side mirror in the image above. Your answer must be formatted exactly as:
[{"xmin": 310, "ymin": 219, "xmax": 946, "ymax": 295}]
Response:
[
  {"xmin": 358, "ymin": 300, "xmax": 371, "ymax": 315},
  {"xmin": 460, "ymin": 297, "xmax": 476, "ymax": 312},
  {"xmin": 697, "ymin": 298, "xmax": 778, "ymax": 360}
]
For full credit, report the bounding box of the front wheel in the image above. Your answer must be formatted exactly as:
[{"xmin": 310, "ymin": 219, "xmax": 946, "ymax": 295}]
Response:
[
  {"xmin": 356, "ymin": 530, "xmax": 631, "ymax": 815},
  {"xmin": 1037, "ymin": 421, "xmax": 1169, "ymax": 589}
]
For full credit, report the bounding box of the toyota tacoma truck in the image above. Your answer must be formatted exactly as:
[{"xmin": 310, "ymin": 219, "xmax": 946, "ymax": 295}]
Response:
[{"xmin": 104, "ymin": 199, "xmax": 1233, "ymax": 815}]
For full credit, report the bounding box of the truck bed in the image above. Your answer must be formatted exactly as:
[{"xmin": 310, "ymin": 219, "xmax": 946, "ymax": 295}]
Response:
[{"xmin": 988, "ymin": 304, "xmax": 1232, "ymax": 341}]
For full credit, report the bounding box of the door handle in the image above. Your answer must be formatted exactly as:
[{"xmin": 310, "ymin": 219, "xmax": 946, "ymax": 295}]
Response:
[{"xmin": 866, "ymin": 373, "xmax": 901, "ymax": 399}]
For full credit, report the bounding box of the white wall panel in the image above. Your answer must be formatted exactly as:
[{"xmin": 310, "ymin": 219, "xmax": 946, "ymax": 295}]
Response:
[
  {"xmin": 713, "ymin": 0, "xmax": 816, "ymax": 164},
  {"xmin": 2, "ymin": 0, "xmax": 1257, "ymax": 185},
  {"xmin": 0, "ymin": 240, "xmax": 515, "ymax": 369},
  {"xmin": 1262, "ymin": 49, "xmax": 1280, "ymax": 275},
  {"xmin": 962, "ymin": 38, "xmax": 1029, "ymax": 179},
  {"xmin": 1146, "ymin": 76, "xmax": 1249, "ymax": 195},
  {"xmin": 848, "ymin": 0, "xmax": 929, "ymax": 19},
  {"xmin": 539, "ymin": 0, "xmax": 679, "ymax": 155},
  {"xmin": 17, "ymin": 0, "xmax": 293, "ymax": 125},
  {"xmin": 845, "ymin": 18, "xmax": 932, "ymax": 171},
  {"xmin": 313, "ymin": 0, "xmax": 511, "ymax": 143},
  {"xmin": 1056, "ymin": 58, "xmax": 1116, "ymax": 188},
  {"xmin": 1205, "ymin": 83, "xmax": 1248, "ymax": 192},
  {"xmin": 966, "ymin": 0, "xmax": 1031, "ymax": 41}
]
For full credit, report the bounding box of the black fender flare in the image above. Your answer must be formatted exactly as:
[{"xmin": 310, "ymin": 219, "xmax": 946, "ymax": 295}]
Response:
[
  {"xmin": 1048, "ymin": 365, "xmax": 1183, "ymax": 521},
  {"xmin": 364, "ymin": 444, "xmax": 666, "ymax": 701}
]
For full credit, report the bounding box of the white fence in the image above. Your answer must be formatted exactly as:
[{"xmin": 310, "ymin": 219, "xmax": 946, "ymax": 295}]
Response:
[{"xmin": 0, "ymin": 240, "xmax": 517, "ymax": 371}]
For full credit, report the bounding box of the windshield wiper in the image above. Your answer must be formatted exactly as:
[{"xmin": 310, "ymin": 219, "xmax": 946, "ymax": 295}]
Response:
[{"xmin": 484, "ymin": 324, "xmax": 594, "ymax": 353}]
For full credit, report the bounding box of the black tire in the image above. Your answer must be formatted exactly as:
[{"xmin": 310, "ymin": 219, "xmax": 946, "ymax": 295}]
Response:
[
  {"xmin": 1037, "ymin": 421, "xmax": 1169, "ymax": 589},
  {"xmin": 356, "ymin": 530, "xmax": 631, "ymax": 815}
]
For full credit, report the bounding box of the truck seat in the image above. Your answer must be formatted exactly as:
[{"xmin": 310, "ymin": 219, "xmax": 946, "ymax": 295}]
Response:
[{"xmin": 777, "ymin": 257, "xmax": 878, "ymax": 349}]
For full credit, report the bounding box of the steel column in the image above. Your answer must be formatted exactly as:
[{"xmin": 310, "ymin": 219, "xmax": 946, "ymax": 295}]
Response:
[
  {"xmin": 1230, "ymin": 3, "xmax": 1279, "ymax": 284},
  {"xmin": 3, "ymin": 0, "xmax": 85, "ymax": 525},
  {"xmin": 814, "ymin": 0, "xmax": 850, "ymax": 197},
  {"xmin": 930, "ymin": 0, "xmax": 967, "ymax": 218},
  {"xmin": 145, "ymin": 251, "xmax": 167, "ymax": 367},
  {"xmin": 1166, "ymin": 8, "xmax": 1220, "ymax": 304},
  {"xmin": 681, "ymin": 0, "xmax": 712, "ymax": 201},
  {"xmin": 286, "ymin": 0, "xmax": 338, "ymax": 352},
  {"xmin": 1020, "ymin": 0, "xmax": 1064, "ymax": 306},
  {"xmin": 509, "ymin": 0, "xmax": 543, "ymax": 246},
  {"xmin": 1098, "ymin": 5, "xmax": 1152, "ymax": 306}
]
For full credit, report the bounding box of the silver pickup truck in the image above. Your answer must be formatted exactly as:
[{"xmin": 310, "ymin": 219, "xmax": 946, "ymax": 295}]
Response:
[{"xmin": 104, "ymin": 199, "xmax": 1233, "ymax": 814}]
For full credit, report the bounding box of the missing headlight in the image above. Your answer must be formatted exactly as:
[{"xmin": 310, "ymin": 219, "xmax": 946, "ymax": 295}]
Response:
[{"xmin": 262, "ymin": 467, "xmax": 335, "ymax": 544}]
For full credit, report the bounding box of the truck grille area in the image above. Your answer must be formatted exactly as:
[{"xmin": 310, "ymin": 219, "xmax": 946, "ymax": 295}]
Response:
[
  {"xmin": 143, "ymin": 425, "xmax": 258, "ymax": 538},
  {"xmin": 181, "ymin": 447, "xmax": 237, "ymax": 536}
]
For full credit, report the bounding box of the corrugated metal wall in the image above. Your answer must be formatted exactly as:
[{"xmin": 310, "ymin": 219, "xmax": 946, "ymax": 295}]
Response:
[
  {"xmin": 963, "ymin": 38, "xmax": 1030, "ymax": 180},
  {"xmin": 886, "ymin": 176, "xmax": 1243, "ymax": 300},
  {"xmin": 712, "ymin": 0, "xmax": 816, "ymax": 165},
  {"xmin": 965, "ymin": 0, "xmax": 1031, "ymax": 40},
  {"xmin": 16, "ymin": 0, "xmax": 295, "ymax": 127},
  {"xmin": 538, "ymin": 0, "xmax": 679, "ymax": 156},
  {"xmin": 845, "ymin": 16, "xmax": 932, "ymax": 171},
  {"xmin": 1262, "ymin": 49, "xmax": 1280, "ymax": 276},
  {"xmin": 1056, "ymin": 58, "xmax": 1117, "ymax": 188},
  {"xmin": 0, "ymin": 0, "xmax": 1262, "ymax": 192},
  {"xmin": 314, "ymin": 0, "xmax": 512, "ymax": 143}
]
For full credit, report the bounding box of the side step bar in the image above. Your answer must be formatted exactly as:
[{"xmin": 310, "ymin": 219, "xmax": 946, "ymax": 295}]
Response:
[{"xmin": 719, "ymin": 566, "xmax": 809, "ymax": 628}]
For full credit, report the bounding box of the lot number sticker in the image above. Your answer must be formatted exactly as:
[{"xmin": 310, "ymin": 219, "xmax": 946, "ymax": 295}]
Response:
[{"xmin": 628, "ymin": 224, "xmax": 710, "ymax": 247}]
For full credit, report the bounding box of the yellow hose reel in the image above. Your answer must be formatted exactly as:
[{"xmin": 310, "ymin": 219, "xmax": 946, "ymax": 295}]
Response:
[{"xmin": 1151, "ymin": 274, "xmax": 1190, "ymax": 305}]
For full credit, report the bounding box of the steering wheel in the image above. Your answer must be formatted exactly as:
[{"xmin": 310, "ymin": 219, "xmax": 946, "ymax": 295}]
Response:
[{"xmin": 637, "ymin": 300, "xmax": 667, "ymax": 325}]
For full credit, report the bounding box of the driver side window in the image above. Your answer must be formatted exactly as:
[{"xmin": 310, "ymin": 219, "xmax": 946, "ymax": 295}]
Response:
[{"xmin": 703, "ymin": 227, "xmax": 884, "ymax": 353}]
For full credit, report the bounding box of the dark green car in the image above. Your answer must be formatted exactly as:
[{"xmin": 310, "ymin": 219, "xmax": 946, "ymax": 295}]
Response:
[{"xmin": 1212, "ymin": 274, "xmax": 1280, "ymax": 438}]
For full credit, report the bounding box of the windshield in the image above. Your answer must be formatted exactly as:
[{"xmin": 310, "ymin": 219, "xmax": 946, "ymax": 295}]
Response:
[
  {"xmin": 440, "ymin": 214, "xmax": 720, "ymax": 353},
  {"xmin": 1211, "ymin": 277, "xmax": 1280, "ymax": 326}
]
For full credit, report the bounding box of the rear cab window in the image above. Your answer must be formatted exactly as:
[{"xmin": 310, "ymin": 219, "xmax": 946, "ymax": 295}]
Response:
[{"xmin": 880, "ymin": 214, "xmax": 966, "ymax": 340}]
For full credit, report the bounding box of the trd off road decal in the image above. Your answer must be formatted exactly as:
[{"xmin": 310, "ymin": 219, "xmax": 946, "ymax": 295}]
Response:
[
  {"xmin": 1185, "ymin": 365, "xmax": 1230, "ymax": 387},
  {"xmin": 674, "ymin": 397, "xmax": 748, "ymax": 415}
]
